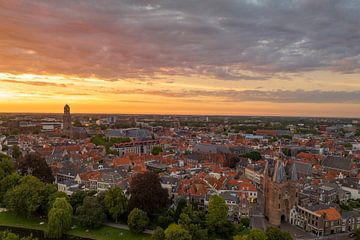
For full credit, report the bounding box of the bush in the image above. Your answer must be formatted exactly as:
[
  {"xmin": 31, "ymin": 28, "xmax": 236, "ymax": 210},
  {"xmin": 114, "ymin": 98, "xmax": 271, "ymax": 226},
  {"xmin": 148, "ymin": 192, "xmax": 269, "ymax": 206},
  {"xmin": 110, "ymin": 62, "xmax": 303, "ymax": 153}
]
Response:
[
  {"xmin": 152, "ymin": 227, "xmax": 165, "ymax": 240},
  {"xmin": 127, "ymin": 208, "xmax": 149, "ymax": 233}
]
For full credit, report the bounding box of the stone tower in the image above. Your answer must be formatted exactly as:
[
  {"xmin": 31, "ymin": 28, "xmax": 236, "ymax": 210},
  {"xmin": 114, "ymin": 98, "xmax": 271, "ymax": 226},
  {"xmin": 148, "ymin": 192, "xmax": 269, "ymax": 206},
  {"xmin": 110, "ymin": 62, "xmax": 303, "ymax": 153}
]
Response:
[
  {"xmin": 263, "ymin": 159, "xmax": 298, "ymax": 226},
  {"xmin": 63, "ymin": 104, "xmax": 72, "ymax": 137}
]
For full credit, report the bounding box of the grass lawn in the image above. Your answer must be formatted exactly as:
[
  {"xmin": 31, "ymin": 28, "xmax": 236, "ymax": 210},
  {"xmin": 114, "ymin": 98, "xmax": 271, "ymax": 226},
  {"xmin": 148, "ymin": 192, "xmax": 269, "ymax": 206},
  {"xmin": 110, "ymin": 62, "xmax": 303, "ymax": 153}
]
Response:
[{"xmin": 0, "ymin": 212, "xmax": 150, "ymax": 240}]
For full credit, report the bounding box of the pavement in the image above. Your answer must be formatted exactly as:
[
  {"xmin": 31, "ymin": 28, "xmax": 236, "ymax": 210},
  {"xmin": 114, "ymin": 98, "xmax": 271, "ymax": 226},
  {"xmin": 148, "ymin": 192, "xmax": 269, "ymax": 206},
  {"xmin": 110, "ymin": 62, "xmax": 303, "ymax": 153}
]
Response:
[{"xmin": 104, "ymin": 222, "xmax": 153, "ymax": 234}]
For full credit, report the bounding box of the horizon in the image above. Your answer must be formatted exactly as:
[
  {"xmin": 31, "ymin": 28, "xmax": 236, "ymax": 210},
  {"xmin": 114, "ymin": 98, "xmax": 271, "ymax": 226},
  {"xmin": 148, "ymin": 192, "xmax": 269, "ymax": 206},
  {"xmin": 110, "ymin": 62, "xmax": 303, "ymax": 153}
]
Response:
[{"xmin": 1, "ymin": 1, "xmax": 360, "ymax": 117}]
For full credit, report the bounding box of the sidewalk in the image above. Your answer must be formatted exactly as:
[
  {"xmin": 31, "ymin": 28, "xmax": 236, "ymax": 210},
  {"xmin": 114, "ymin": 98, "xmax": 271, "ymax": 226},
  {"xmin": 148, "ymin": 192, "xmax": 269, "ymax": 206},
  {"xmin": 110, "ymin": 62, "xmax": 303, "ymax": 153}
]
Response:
[{"xmin": 104, "ymin": 222, "xmax": 153, "ymax": 234}]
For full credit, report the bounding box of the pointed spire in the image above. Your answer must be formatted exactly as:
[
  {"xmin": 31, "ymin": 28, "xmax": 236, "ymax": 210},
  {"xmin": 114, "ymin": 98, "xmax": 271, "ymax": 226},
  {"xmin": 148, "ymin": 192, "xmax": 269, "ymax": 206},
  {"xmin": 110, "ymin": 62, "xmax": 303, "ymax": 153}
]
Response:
[
  {"xmin": 273, "ymin": 160, "xmax": 286, "ymax": 183},
  {"xmin": 291, "ymin": 163, "xmax": 298, "ymax": 181}
]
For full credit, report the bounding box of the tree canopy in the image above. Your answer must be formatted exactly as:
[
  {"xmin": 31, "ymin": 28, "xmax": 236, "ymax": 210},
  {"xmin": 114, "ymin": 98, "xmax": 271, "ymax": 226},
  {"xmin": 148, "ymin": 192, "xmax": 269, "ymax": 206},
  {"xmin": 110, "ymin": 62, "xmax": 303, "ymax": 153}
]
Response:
[
  {"xmin": 164, "ymin": 224, "xmax": 191, "ymax": 240},
  {"xmin": 152, "ymin": 227, "xmax": 165, "ymax": 240},
  {"xmin": 242, "ymin": 151, "xmax": 261, "ymax": 161},
  {"xmin": 46, "ymin": 197, "xmax": 73, "ymax": 239},
  {"xmin": 16, "ymin": 153, "xmax": 54, "ymax": 183},
  {"xmin": 129, "ymin": 171, "xmax": 169, "ymax": 215},
  {"xmin": 151, "ymin": 146, "xmax": 163, "ymax": 155},
  {"xmin": 104, "ymin": 187, "xmax": 128, "ymax": 223},
  {"xmin": 76, "ymin": 196, "xmax": 105, "ymax": 229},
  {"xmin": 5, "ymin": 175, "xmax": 53, "ymax": 217},
  {"xmin": 206, "ymin": 195, "xmax": 228, "ymax": 230},
  {"xmin": 0, "ymin": 153, "xmax": 15, "ymax": 180},
  {"xmin": 69, "ymin": 190, "xmax": 96, "ymax": 210},
  {"xmin": 0, "ymin": 173, "xmax": 21, "ymax": 207},
  {"xmin": 127, "ymin": 208, "xmax": 149, "ymax": 233}
]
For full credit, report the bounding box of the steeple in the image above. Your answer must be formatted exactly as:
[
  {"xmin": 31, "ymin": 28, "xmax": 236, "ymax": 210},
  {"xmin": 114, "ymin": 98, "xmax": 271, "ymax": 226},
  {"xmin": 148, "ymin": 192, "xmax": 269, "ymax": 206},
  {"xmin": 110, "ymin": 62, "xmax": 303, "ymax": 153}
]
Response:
[
  {"xmin": 63, "ymin": 104, "xmax": 72, "ymax": 137},
  {"xmin": 273, "ymin": 160, "xmax": 287, "ymax": 183},
  {"xmin": 290, "ymin": 163, "xmax": 298, "ymax": 181}
]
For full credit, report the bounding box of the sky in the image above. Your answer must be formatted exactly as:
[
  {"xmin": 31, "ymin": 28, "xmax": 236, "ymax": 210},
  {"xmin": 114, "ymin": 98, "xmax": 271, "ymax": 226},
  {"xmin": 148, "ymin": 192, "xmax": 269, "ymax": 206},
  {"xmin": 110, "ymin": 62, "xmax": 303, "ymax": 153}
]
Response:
[{"xmin": 0, "ymin": 0, "xmax": 360, "ymax": 117}]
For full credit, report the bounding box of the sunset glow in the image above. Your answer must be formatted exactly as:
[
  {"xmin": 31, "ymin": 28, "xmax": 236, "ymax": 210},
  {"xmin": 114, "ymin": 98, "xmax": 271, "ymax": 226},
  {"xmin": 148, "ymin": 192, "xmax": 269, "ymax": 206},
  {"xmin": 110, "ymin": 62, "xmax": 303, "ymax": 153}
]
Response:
[{"xmin": 1, "ymin": 1, "xmax": 360, "ymax": 117}]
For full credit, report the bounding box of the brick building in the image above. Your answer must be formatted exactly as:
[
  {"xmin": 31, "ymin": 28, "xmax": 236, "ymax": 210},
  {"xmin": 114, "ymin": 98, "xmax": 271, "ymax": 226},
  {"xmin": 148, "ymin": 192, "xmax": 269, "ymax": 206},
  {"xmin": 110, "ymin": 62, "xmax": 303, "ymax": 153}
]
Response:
[{"xmin": 263, "ymin": 159, "xmax": 298, "ymax": 226}]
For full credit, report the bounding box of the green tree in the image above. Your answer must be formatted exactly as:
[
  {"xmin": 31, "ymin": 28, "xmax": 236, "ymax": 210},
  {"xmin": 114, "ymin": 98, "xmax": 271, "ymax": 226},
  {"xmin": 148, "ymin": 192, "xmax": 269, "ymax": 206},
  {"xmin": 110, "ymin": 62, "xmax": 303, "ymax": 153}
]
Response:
[
  {"xmin": 233, "ymin": 235, "xmax": 247, "ymax": 240},
  {"xmin": 265, "ymin": 227, "xmax": 293, "ymax": 240},
  {"xmin": 151, "ymin": 146, "xmax": 163, "ymax": 155},
  {"xmin": 178, "ymin": 205, "xmax": 208, "ymax": 240},
  {"xmin": 247, "ymin": 229, "xmax": 266, "ymax": 240},
  {"xmin": 5, "ymin": 175, "xmax": 46, "ymax": 217},
  {"xmin": 73, "ymin": 119, "xmax": 82, "ymax": 127},
  {"xmin": 0, "ymin": 153, "xmax": 15, "ymax": 180},
  {"xmin": 0, "ymin": 231, "xmax": 36, "ymax": 240},
  {"xmin": 240, "ymin": 218, "xmax": 250, "ymax": 228},
  {"xmin": 242, "ymin": 151, "xmax": 261, "ymax": 161},
  {"xmin": 127, "ymin": 208, "xmax": 149, "ymax": 233},
  {"xmin": 164, "ymin": 224, "xmax": 191, "ymax": 240},
  {"xmin": 11, "ymin": 145, "xmax": 22, "ymax": 159},
  {"xmin": 48, "ymin": 191, "xmax": 70, "ymax": 211},
  {"xmin": 355, "ymin": 228, "xmax": 360, "ymax": 240},
  {"xmin": 129, "ymin": 172, "xmax": 169, "ymax": 216},
  {"xmin": 152, "ymin": 227, "xmax": 165, "ymax": 240},
  {"xmin": 104, "ymin": 187, "xmax": 128, "ymax": 223},
  {"xmin": 69, "ymin": 190, "xmax": 96, "ymax": 210},
  {"xmin": 46, "ymin": 197, "xmax": 73, "ymax": 239},
  {"xmin": 0, "ymin": 173, "xmax": 21, "ymax": 206},
  {"xmin": 0, "ymin": 231, "xmax": 19, "ymax": 240},
  {"xmin": 206, "ymin": 195, "xmax": 228, "ymax": 230},
  {"xmin": 76, "ymin": 196, "xmax": 105, "ymax": 229}
]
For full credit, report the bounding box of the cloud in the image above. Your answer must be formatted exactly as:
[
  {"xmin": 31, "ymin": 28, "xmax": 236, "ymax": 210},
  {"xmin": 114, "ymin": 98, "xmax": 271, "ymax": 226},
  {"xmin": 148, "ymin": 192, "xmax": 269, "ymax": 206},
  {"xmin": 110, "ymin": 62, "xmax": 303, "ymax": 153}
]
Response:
[
  {"xmin": 0, "ymin": 0, "xmax": 359, "ymax": 81},
  {"xmin": 0, "ymin": 79, "xmax": 68, "ymax": 87},
  {"xmin": 103, "ymin": 88, "xmax": 360, "ymax": 104}
]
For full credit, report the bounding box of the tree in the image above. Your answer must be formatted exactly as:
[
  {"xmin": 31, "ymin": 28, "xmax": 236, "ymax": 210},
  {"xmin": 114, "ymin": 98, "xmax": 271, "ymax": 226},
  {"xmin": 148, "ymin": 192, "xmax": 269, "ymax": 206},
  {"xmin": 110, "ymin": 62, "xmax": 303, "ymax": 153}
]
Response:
[
  {"xmin": 240, "ymin": 218, "xmax": 250, "ymax": 229},
  {"xmin": 104, "ymin": 187, "xmax": 128, "ymax": 223},
  {"xmin": 0, "ymin": 153, "xmax": 15, "ymax": 180},
  {"xmin": 152, "ymin": 146, "xmax": 163, "ymax": 155},
  {"xmin": 265, "ymin": 227, "xmax": 293, "ymax": 240},
  {"xmin": 242, "ymin": 151, "xmax": 261, "ymax": 161},
  {"xmin": 152, "ymin": 227, "xmax": 165, "ymax": 240},
  {"xmin": 164, "ymin": 224, "xmax": 191, "ymax": 240},
  {"xmin": 174, "ymin": 198, "xmax": 188, "ymax": 222},
  {"xmin": 76, "ymin": 196, "xmax": 105, "ymax": 229},
  {"xmin": 355, "ymin": 227, "xmax": 360, "ymax": 240},
  {"xmin": 127, "ymin": 208, "xmax": 149, "ymax": 233},
  {"xmin": 129, "ymin": 172, "xmax": 169, "ymax": 215},
  {"xmin": 0, "ymin": 173, "xmax": 21, "ymax": 206},
  {"xmin": 69, "ymin": 190, "xmax": 96, "ymax": 210},
  {"xmin": 12, "ymin": 145, "xmax": 21, "ymax": 159},
  {"xmin": 0, "ymin": 231, "xmax": 19, "ymax": 240},
  {"xmin": 48, "ymin": 191, "xmax": 70, "ymax": 211},
  {"xmin": 233, "ymin": 235, "xmax": 247, "ymax": 240},
  {"xmin": 206, "ymin": 195, "xmax": 228, "ymax": 230},
  {"xmin": 0, "ymin": 231, "xmax": 37, "ymax": 240},
  {"xmin": 16, "ymin": 153, "xmax": 54, "ymax": 183},
  {"xmin": 5, "ymin": 175, "xmax": 47, "ymax": 217},
  {"xmin": 246, "ymin": 229, "xmax": 266, "ymax": 240},
  {"xmin": 178, "ymin": 205, "xmax": 208, "ymax": 240},
  {"xmin": 46, "ymin": 197, "xmax": 73, "ymax": 239}
]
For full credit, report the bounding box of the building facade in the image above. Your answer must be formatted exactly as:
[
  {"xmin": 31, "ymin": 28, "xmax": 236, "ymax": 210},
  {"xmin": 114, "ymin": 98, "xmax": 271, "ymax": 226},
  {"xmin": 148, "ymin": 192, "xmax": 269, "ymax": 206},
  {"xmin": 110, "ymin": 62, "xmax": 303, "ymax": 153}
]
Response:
[{"xmin": 263, "ymin": 159, "xmax": 298, "ymax": 226}]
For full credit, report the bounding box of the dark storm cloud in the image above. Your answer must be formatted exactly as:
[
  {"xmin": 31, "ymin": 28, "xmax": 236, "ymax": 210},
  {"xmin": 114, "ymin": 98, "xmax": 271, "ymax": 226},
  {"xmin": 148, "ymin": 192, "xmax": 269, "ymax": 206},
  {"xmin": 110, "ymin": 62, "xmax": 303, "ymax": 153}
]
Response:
[{"xmin": 0, "ymin": 0, "xmax": 359, "ymax": 80}]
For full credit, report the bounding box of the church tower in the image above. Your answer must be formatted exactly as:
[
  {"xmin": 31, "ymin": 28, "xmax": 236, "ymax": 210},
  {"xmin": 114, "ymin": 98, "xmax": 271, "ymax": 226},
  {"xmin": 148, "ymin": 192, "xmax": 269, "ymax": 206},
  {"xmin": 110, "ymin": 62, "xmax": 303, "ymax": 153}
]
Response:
[
  {"xmin": 63, "ymin": 104, "xmax": 72, "ymax": 137},
  {"xmin": 263, "ymin": 159, "xmax": 298, "ymax": 226}
]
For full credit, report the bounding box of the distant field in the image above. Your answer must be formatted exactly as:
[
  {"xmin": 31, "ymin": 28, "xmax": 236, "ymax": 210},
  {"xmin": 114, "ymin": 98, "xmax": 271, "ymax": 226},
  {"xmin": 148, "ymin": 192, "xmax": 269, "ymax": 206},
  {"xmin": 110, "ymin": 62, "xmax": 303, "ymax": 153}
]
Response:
[{"xmin": 0, "ymin": 212, "xmax": 150, "ymax": 240}]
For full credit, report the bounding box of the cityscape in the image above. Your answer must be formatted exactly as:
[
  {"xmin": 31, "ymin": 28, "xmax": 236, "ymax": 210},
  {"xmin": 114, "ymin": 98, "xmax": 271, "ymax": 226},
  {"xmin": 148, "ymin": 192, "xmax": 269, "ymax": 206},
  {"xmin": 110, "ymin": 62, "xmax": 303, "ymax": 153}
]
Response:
[{"xmin": 1, "ymin": 1, "xmax": 360, "ymax": 240}]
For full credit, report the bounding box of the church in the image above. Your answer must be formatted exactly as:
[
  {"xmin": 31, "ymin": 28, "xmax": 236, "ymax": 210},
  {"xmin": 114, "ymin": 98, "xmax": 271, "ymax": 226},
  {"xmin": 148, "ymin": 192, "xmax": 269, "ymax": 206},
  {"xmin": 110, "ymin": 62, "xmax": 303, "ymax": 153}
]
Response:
[{"xmin": 263, "ymin": 159, "xmax": 298, "ymax": 226}]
